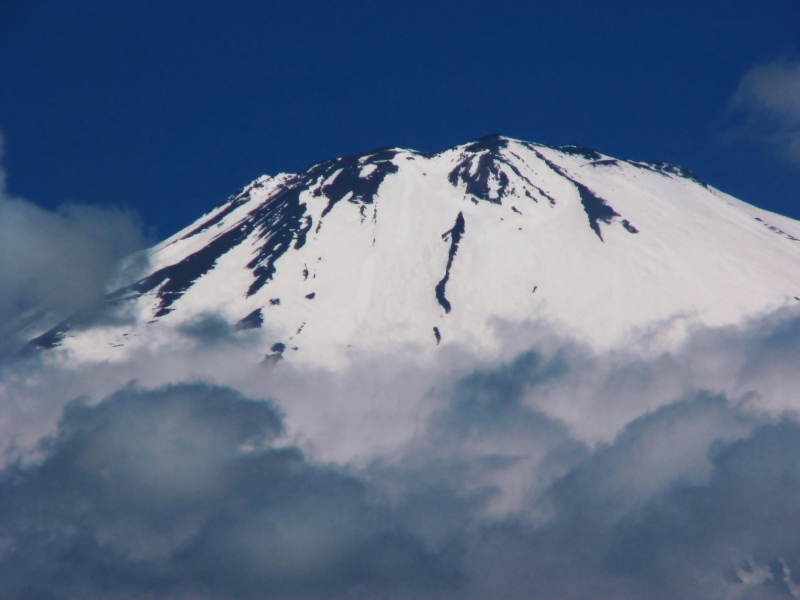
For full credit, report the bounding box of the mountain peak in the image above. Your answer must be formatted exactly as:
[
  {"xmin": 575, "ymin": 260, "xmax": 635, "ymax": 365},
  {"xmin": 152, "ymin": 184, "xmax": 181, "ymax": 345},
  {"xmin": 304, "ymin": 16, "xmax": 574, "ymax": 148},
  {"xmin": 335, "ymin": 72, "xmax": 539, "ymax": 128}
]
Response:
[{"xmin": 26, "ymin": 137, "xmax": 800, "ymax": 368}]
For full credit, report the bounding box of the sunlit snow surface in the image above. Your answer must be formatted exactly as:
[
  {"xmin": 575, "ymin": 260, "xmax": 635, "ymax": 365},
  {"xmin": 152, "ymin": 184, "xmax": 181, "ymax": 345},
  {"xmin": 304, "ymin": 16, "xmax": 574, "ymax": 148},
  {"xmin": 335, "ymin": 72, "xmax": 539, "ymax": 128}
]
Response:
[{"xmin": 33, "ymin": 135, "xmax": 800, "ymax": 369}]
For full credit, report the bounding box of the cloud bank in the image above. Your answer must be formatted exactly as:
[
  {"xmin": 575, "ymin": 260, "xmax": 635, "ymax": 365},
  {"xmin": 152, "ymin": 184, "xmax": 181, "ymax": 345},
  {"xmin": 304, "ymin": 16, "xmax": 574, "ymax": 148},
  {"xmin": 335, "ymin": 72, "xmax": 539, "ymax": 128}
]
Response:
[
  {"xmin": 1, "ymin": 308, "xmax": 799, "ymax": 599},
  {"xmin": 730, "ymin": 58, "xmax": 800, "ymax": 165}
]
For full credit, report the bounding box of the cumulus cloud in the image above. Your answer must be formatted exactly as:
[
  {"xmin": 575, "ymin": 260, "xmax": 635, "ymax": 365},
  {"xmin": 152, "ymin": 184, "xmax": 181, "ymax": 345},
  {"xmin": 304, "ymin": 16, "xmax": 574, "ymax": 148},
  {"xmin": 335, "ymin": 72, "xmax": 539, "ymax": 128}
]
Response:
[
  {"xmin": 1, "ymin": 308, "xmax": 800, "ymax": 599},
  {"xmin": 440, "ymin": 401, "xmax": 800, "ymax": 600},
  {"xmin": 0, "ymin": 383, "xmax": 456, "ymax": 600},
  {"xmin": 0, "ymin": 134, "xmax": 144, "ymax": 348},
  {"xmin": 729, "ymin": 58, "xmax": 800, "ymax": 164}
]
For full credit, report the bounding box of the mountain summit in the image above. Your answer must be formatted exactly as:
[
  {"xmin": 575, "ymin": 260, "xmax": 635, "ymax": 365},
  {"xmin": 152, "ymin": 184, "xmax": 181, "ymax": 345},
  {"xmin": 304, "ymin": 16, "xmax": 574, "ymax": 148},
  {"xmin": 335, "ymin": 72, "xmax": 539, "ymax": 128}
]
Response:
[{"xmin": 30, "ymin": 135, "xmax": 800, "ymax": 367}]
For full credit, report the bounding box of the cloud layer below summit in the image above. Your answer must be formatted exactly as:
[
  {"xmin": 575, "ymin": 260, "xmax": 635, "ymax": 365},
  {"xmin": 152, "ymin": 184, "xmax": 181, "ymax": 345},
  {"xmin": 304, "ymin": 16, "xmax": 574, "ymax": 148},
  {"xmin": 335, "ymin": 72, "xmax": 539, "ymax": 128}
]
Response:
[{"xmin": 1, "ymin": 304, "xmax": 800, "ymax": 599}]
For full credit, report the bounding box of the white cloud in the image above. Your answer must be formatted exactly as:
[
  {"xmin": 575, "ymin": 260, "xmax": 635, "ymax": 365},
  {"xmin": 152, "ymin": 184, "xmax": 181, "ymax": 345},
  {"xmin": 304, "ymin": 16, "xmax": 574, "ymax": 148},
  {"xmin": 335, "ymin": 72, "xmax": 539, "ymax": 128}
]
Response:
[
  {"xmin": 730, "ymin": 58, "xmax": 800, "ymax": 164},
  {"xmin": 2, "ymin": 309, "xmax": 800, "ymax": 599}
]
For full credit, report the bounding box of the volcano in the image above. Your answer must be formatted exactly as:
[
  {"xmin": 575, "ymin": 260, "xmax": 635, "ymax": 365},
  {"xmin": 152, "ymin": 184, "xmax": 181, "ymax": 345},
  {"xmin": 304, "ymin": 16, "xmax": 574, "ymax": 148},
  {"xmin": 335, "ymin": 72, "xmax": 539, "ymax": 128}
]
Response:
[{"xmin": 28, "ymin": 135, "xmax": 800, "ymax": 367}]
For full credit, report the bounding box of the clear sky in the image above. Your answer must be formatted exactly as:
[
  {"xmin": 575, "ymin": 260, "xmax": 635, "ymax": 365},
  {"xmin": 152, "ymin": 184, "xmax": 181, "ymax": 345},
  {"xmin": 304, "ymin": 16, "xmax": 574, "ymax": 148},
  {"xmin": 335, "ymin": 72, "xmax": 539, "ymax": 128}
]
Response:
[{"xmin": 1, "ymin": 1, "xmax": 799, "ymax": 238}]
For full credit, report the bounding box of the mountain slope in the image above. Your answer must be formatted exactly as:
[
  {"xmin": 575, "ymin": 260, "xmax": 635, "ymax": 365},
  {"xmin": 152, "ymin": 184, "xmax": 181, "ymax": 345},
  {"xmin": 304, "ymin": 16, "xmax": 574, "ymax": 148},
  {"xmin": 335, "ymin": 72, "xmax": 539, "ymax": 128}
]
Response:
[{"xmin": 30, "ymin": 135, "xmax": 800, "ymax": 368}]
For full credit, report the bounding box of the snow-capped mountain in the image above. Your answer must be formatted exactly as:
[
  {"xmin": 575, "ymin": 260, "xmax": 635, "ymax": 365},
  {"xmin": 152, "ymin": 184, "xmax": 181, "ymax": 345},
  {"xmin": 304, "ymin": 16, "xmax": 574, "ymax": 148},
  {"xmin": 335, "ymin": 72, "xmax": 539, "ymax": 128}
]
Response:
[{"xmin": 29, "ymin": 135, "xmax": 800, "ymax": 368}]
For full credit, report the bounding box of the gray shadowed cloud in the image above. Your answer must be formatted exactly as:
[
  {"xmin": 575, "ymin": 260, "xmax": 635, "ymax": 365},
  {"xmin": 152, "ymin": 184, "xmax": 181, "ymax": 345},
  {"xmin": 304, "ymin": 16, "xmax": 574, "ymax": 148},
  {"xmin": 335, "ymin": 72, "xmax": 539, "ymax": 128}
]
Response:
[
  {"xmin": 1, "ymin": 307, "xmax": 800, "ymax": 598},
  {"xmin": 729, "ymin": 58, "xmax": 800, "ymax": 165},
  {"xmin": 0, "ymin": 383, "xmax": 457, "ymax": 600},
  {"xmin": 178, "ymin": 313, "xmax": 239, "ymax": 345},
  {"xmin": 368, "ymin": 313, "xmax": 800, "ymax": 599},
  {"xmin": 3, "ymin": 359, "xmax": 798, "ymax": 599},
  {"xmin": 0, "ymin": 134, "xmax": 144, "ymax": 342},
  {"xmin": 439, "ymin": 397, "xmax": 800, "ymax": 600}
]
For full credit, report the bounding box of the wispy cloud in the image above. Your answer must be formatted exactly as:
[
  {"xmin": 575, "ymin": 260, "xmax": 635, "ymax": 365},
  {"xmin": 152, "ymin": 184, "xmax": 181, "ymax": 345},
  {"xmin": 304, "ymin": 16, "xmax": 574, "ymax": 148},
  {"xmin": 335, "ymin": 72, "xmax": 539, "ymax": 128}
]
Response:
[
  {"xmin": 729, "ymin": 58, "xmax": 800, "ymax": 165},
  {"xmin": 0, "ymin": 134, "xmax": 144, "ymax": 346}
]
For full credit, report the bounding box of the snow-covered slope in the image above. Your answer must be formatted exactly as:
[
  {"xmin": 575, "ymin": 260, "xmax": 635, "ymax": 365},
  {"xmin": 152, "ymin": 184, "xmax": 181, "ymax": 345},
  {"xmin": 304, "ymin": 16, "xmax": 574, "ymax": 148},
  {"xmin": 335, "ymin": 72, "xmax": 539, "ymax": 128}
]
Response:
[{"xmin": 29, "ymin": 135, "xmax": 800, "ymax": 368}]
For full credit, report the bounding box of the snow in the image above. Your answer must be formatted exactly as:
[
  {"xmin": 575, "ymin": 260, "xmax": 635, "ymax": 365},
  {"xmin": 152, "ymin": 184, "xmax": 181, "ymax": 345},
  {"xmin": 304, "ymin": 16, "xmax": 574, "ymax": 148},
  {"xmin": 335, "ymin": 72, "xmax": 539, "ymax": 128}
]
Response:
[{"xmin": 39, "ymin": 136, "xmax": 800, "ymax": 369}]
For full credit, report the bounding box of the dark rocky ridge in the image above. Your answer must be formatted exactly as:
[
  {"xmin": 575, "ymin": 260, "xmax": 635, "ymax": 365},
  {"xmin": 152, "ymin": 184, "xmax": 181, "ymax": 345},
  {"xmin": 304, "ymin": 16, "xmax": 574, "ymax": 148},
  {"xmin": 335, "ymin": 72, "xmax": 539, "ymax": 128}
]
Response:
[
  {"xmin": 23, "ymin": 135, "xmax": 716, "ymax": 353},
  {"xmin": 435, "ymin": 212, "xmax": 466, "ymax": 314}
]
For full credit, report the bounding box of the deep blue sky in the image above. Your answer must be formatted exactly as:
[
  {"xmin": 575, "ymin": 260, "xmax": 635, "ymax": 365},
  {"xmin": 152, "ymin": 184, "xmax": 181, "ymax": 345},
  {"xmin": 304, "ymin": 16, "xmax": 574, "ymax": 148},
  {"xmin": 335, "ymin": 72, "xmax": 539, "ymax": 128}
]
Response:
[{"xmin": 1, "ymin": 1, "xmax": 799, "ymax": 238}]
